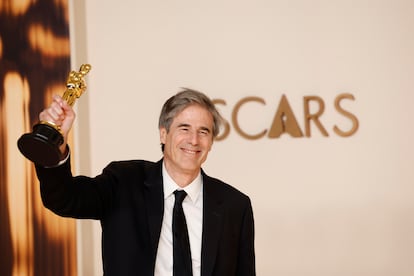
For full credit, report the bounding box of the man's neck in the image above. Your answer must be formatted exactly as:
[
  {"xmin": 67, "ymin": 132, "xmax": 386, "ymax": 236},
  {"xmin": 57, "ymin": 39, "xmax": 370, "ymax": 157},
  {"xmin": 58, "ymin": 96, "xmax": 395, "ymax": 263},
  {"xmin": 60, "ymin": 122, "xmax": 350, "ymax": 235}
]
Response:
[{"xmin": 163, "ymin": 161, "xmax": 200, "ymax": 188}]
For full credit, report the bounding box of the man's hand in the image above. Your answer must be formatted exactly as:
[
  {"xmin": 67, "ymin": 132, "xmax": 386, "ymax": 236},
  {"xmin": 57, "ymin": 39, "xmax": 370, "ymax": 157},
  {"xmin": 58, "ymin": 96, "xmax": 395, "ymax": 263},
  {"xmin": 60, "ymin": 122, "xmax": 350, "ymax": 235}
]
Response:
[{"xmin": 39, "ymin": 95, "xmax": 76, "ymax": 155}]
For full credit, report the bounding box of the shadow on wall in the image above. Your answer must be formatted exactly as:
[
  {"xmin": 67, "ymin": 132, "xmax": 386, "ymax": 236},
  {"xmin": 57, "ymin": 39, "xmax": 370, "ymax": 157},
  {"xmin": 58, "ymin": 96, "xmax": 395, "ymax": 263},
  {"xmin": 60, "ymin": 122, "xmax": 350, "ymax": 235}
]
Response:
[{"xmin": 0, "ymin": 0, "xmax": 77, "ymax": 275}]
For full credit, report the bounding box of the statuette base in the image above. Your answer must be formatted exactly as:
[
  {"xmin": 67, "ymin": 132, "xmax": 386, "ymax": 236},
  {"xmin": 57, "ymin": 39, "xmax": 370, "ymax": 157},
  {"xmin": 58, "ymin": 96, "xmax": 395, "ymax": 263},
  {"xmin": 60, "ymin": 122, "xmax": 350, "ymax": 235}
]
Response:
[{"xmin": 18, "ymin": 122, "xmax": 64, "ymax": 167}]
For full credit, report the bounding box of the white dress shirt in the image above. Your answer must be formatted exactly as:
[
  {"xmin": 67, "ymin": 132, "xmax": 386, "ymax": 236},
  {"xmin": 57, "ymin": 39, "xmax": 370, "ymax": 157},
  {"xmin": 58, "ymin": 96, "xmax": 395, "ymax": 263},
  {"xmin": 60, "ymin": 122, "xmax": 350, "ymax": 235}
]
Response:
[{"xmin": 154, "ymin": 162, "xmax": 203, "ymax": 276}]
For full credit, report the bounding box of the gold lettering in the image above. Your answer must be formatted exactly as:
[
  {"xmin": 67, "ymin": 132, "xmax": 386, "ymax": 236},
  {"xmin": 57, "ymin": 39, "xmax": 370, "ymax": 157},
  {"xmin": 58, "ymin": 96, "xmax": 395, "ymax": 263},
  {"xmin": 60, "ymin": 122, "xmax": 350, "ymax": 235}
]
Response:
[
  {"xmin": 232, "ymin": 96, "xmax": 267, "ymax": 140},
  {"xmin": 268, "ymin": 94, "xmax": 303, "ymax": 138},
  {"xmin": 304, "ymin": 96, "xmax": 329, "ymax": 137},
  {"xmin": 214, "ymin": 93, "xmax": 358, "ymax": 141},
  {"xmin": 333, "ymin": 93, "xmax": 359, "ymax": 137}
]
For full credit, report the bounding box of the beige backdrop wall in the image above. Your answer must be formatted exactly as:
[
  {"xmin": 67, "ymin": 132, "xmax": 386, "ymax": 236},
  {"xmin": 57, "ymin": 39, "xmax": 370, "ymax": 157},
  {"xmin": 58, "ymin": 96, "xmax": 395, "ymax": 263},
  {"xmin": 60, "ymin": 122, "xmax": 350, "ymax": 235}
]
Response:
[{"xmin": 70, "ymin": 0, "xmax": 414, "ymax": 275}]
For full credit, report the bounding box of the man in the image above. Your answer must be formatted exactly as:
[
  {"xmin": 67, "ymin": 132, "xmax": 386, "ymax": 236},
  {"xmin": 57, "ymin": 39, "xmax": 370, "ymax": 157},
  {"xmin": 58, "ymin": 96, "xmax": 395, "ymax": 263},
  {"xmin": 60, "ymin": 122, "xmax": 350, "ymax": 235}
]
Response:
[{"xmin": 35, "ymin": 88, "xmax": 256, "ymax": 275}]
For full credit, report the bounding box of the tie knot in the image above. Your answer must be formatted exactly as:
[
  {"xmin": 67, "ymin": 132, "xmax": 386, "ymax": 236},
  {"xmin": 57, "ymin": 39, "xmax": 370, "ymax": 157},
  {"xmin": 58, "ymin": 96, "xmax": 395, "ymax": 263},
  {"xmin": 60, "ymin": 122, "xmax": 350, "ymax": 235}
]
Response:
[{"xmin": 174, "ymin": 190, "xmax": 187, "ymax": 205}]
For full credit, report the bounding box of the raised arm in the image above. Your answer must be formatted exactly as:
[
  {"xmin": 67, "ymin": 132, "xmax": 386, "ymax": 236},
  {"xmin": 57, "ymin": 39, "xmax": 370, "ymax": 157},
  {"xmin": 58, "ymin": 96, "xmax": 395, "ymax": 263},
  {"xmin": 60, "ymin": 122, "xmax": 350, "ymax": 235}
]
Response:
[{"xmin": 39, "ymin": 95, "xmax": 76, "ymax": 158}]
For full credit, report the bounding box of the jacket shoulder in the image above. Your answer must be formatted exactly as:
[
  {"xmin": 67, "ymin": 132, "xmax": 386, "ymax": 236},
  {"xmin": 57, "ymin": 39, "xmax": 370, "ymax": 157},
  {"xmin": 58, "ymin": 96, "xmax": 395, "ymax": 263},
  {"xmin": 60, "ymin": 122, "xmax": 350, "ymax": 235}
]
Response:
[
  {"xmin": 202, "ymin": 172, "xmax": 251, "ymax": 202},
  {"xmin": 101, "ymin": 159, "xmax": 160, "ymax": 180},
  {"xmin": 105, "ymin": 159, "xmax": 158, "ymax": 170}
]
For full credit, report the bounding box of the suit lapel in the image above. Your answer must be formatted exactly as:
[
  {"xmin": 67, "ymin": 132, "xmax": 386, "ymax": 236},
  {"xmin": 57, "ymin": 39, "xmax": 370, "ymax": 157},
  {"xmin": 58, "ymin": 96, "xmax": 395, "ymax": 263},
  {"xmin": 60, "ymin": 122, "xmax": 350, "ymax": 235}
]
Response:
[
  {"xmin": 143, "ymin": 160, "xmax": 164, "ymax": 261},
  {"xmin": 201, "ymin": 173, "xmax": 224, "ymax": 276}
]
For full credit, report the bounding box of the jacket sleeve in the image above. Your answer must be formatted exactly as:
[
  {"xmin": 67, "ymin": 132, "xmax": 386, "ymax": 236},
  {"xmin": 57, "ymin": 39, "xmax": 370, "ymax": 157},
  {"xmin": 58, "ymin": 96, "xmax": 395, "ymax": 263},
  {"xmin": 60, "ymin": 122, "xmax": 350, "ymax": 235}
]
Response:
[{"xmin": 35, "ymin": 155, "xmax": 116, "ymax": 219}]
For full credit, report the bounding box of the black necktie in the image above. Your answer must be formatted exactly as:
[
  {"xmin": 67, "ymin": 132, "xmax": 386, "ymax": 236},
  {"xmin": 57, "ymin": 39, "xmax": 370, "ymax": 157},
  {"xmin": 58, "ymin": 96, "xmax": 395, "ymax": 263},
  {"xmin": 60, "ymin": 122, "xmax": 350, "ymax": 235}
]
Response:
[{"xmin": 173, "ymin": 190, "xmax": 193, "ymax": 276}]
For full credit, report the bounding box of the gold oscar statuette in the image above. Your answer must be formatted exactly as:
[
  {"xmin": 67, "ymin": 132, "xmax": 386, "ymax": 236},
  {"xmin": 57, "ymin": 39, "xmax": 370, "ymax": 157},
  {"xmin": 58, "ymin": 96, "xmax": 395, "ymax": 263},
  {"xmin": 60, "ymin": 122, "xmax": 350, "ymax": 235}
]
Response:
[{"xmin": 17, "ymin": 64, "xmax": 92, "ymax": 166}]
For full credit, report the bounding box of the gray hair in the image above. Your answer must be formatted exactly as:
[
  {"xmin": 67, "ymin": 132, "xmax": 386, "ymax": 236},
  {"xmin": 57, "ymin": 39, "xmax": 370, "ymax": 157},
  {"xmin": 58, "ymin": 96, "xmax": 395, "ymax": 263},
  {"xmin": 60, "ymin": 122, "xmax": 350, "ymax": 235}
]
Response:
[{"xmin": 158, "ymin": 88, "xmax": 223, "ymax": 137}]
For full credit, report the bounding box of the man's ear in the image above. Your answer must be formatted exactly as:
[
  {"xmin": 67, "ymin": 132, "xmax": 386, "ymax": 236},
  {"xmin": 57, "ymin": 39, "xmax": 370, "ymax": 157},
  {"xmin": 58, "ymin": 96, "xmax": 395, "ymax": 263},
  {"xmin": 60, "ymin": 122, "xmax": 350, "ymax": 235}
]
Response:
[{"xmin": 159, "ymin": 127, "xmax": 167, "ymax": 144}]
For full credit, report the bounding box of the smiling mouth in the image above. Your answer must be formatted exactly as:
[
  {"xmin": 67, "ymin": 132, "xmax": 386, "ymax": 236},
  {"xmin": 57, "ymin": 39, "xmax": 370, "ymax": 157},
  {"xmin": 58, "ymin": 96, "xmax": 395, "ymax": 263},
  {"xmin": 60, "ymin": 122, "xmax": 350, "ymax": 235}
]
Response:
[{"xmin": 182, "ymin": 148, "xmax": 200, "ymax": 155}]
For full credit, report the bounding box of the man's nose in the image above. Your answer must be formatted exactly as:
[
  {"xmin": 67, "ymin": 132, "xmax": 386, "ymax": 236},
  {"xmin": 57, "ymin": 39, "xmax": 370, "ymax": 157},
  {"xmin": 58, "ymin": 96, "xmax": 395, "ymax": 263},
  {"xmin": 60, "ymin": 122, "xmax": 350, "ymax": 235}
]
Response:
[{"xmin": 188, "ymin": 131, "xmax": 199, "ymax": 145}]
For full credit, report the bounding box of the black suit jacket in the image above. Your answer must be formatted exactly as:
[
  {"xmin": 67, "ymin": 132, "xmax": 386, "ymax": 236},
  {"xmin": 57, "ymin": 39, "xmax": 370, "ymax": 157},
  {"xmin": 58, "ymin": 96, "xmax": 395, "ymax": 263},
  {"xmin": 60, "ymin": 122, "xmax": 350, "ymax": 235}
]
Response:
[{"xmin": 36, "ymin": 158, "xmax": 255, "ymax": 276}]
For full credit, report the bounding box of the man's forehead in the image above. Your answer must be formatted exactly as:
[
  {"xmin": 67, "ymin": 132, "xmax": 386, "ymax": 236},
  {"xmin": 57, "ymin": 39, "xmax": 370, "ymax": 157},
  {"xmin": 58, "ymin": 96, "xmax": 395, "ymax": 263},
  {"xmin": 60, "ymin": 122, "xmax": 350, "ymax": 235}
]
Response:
[{"xmin": 171, "ymin": 106, "xmax": 213, "ymax": 128}]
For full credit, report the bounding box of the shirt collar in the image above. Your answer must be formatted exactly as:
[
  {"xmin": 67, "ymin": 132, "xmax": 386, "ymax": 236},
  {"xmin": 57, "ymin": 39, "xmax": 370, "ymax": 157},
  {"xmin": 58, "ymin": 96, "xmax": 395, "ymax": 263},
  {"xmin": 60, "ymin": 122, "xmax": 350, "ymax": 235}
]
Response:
[{"xmin": 162, "ymin": 161, "xmax": 202, "ymax": 203}]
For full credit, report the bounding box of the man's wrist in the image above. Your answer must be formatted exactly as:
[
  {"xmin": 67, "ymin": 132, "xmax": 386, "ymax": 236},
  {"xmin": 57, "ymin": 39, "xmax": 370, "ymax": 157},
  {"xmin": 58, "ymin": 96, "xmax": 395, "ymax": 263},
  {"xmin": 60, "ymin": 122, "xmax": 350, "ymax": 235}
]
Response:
[
  {"xmin": 58, "ymin": 146, "xmax": 70, "ymax": 165},
  {"xmin": 44, "ymin": 145, "xmax": 70, "ymax": 168}
]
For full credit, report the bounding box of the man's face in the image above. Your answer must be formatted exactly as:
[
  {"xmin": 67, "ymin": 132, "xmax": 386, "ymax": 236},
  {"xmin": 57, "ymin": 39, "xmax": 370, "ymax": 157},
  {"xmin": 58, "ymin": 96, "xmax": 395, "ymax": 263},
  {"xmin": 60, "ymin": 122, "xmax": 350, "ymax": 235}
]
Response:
[{"xmin": 160, "ymin": 104, "xmax": 214, "ymax": 178}]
